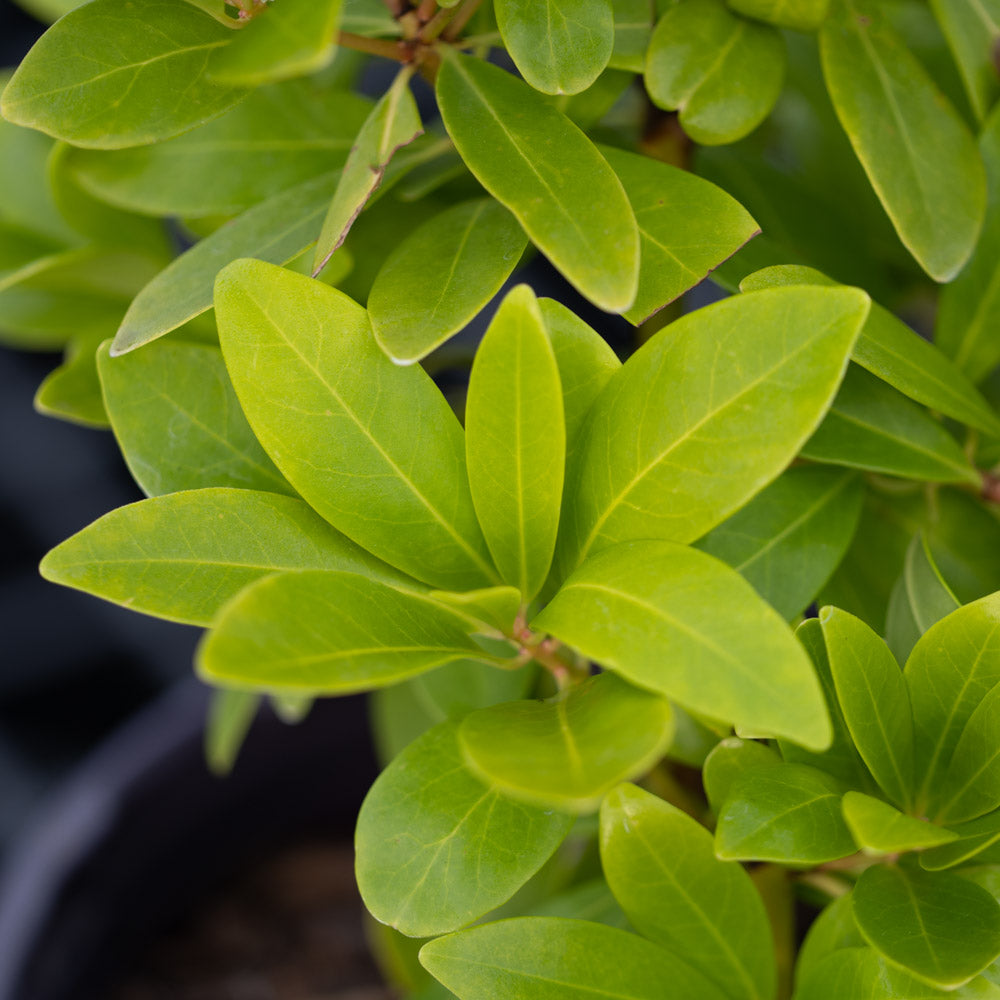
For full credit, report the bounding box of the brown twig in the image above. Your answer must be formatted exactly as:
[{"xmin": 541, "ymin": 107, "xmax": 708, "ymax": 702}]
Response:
[
  {"xmin": 442, "ymin": 0, "xmax": 482, "ymax": 40},
  {"xmin": 337, "ymin": 31, "xmax": 411, "ymax": 62}
]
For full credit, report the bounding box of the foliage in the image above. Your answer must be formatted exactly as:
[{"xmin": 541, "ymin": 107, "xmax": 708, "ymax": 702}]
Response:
[{"xmin": 4, "ymin": 0, "xmax": 1000, "ymax": 997}]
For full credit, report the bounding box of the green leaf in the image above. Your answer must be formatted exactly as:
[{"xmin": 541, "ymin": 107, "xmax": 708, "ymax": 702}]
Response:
[
  {"xmin": 355, "ymin": 721, "xmax": 571, "ymax": 937},
  {"xmin": 930, "ymin": 0, "xmax": 1000, "ymax": 122},
  {"xmin": 795, "ymin": 947, "xmax": 1000, "ymax": 1000},
  {"xmin": 695, "ymin": 466, "xmax": 864, "ymax": 621},
  {"xmin": 842, "ymin": 791, "xmax": 958, "ymax": 854},
  {"xmin": 600, "ymin": 145, "xmax": 759, "ymax": 325},
  {"xmin": 411, "ymin": 657, "xmax": 536, "ymax": 722},
  {"xmin": 495, "ymin": 0, "xmax": 614, "ymax": 95},
  {"xmin": 208, "ymin": 0, "xmax": 343, "ymax": 85},
  {"xmin": 465, "ymin": 285, "xmax": 564, "ymax": 601},
  {"xmin": 204, "ymin": 688, "xmax": 259, "ymax": 776},
  {"xmin": 741, "ymin": 265, "xmax": 1000, "ymax": 438},
  {"xmin": 427, "ymin": 588, "xmax": 523, "ymax": 638},
  {"xmin": 703, "ymin": 736, "xmax": 782, "ymax": 815},
  {"xmin": 533, "ymin": 539, "xmax": 831, "ymax": 750},
  {"xmin": 98, "ymin": 340, "xmax": 292, "ymax": 498},
  {"xmin": 801, "ymin": 365, "xmax": 980, "ymax": 485},
  {"xmin": 853, "ymin": 865, "xmax": 1000, "ymax": 988},
  {"xmin": 41, "ymin": 488, "xmax": 410, "ymax": 626},
  {"xmin": 435, "ymin": 50, "xmax": 639, "ymax": 313},
  {"xmin": 368, "ymin": 199, "xmax": 527, "ymax": 364},
  {"xmin": 557, "ymin": 286, "xmax": 868, "ymax": 570},
  {"xmin": 458, "ymin": 673, "xmax": 672, "ymax": 813},
  {"xmin": 923, "ymin": 810, "xmax": 1000, "ymax": 871},
  {"xmin": 715, "ymin": 762, "xmax": 855, "ymax": 864},
  {"xmin": 936, "ymin": 682, "xmax": 1000, "ymax": 824},
  {"xmin": 728, "ymin": 0, "xmax": 831, "ymax": 31},
  {"xmin": 936, "ymin": 106, "xmax": 1000, "ymax": 385},
  {"xmin": 795, "ymin": 894, "xmax": 866, "ymax": 983},
  {"xmin": 885, "ymin": 534, "xmax": 960, "ymax": 667},
  {"xmin": 645, "ymin": 0, "xmax": 786, "ymax": 145},
  {"xmin": 62, "ymin": 80, "xmax": 371, "ymax": 218},
  {"xmin": 820, "ymin": 606, "xmax": 915, "ymax": 809},
  {"xmin": 419, "ymin": 917, "xmax": 732, "ymax": 1000},
  {"xmin": 906, "ymin": 593, "xmax": 1000, "ymax": 817},
  {"xmin": 313, "ymin": 67, "xmax": 422, "ymax": 275},
  {"xmin": 35, "ymin": 333, "xmax": 108, "ymax": 428},
  {"xmin": 779, "ymin": 619, "xmax": 877, "ymax": 793},
  {"xmin": 601, "ymin": 783, "xmax": 775, "ymax": 1000},
  {"xmin": 112, "ymin": 172, "xmax": 341, "ymax": 355},
  {"xmin": 198, "ymin": 570, "xmax": 487, "ymax": 693},
  {"xmin": 214, "ymin": 259, "xmax": 498, "ymax": 591},
  {"xmin": 819, "ymin": 0, "xmax": 987, "ymax": 281},
  {"xmin": 1, "ymin": 0, "xmax": 247, "ymax": 149},
  {"xmin": 610, "ymin": 0, "xmax": 654, "ymax": 71}
]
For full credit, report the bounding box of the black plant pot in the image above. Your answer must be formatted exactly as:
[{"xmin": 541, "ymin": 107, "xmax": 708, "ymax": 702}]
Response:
[{"xmin": 0, "ymin": 679, "xmax": 379, "ymax": 1000}]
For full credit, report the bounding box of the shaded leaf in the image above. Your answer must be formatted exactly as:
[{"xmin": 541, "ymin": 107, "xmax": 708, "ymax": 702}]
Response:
[
  {"xmin": 610, "ymin": 0, "xmax": 654, "ymax": 71},
  {"xmin": 35, "ymin": 332, "xmax": 108, "ymax": 427},
  {"xmin": 205, "ymin": 688, "xmax": 259, "ymax": 776},
  {"xmin": 703, "ymin": 736, "xmax": 783, "ymax": 815},
  {"xmin": 930, "ymin": 0, "xmax": 1000, "ymax": 122},
  {"xmin": 937, "ymin": 682, "xmax": 1000, "ymax": 824},
  {"xmin": 728, "ymin": 0, "xmax": 831, "ymax": 31},
  {"xmin": 923, "ymin": 810, "xmax": 1000, "ymax": 871}
]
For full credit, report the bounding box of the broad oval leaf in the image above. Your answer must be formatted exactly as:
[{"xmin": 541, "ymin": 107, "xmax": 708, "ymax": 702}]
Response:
[
  {"xmin": 820, "ymin": 0, "xmax": 987, "ymax": 281},
  {"xmin": 1, "ymin": 0, "xmax": 247, "ymax": 149},
  {"xmin": 842, "ymin": 791, "xmax": 957, "ymax": 855},
  {"xmin": 112, "ymin": 172, "xmax": 340, "ymax": 355},
  {"xmin": 645, "ymin": 0, "xmax": 786, "ymax": 145},
  {"xmin": 703, "ymin": 736, "xmax": 783, "ymax": 815},
  {"xmin": 853, "ymin": 865, "xmax": 1000, "ymax": 989},
  {"xmin": 435, "ymin": 50, "xmax": 639, "ymax": 313},
  {"xmin": 495, "ymin": 0, "xmax": 615, "ymax": 95},
  {"xmin": 820, "ymin": 607, "xmax": 915, "ymax": 809},
  {"xmin": 419, "ymin": 917, "xmax": 732, "ymax": 1000},
  {"xmin": 428, "ymin": 587, "xmax": 523, "ymax": 638},
  {"xmin": 795, "ymin": 894, "xmax": 866, "ymax": 984},
  {"xmin": 458, "ymin": 672, "xmax": 673, "ymax": 813},
  {"xmin": 355, "ymin": 721, "xmax": 571, "ymax": 937},
  {"xmin": 466, "ymin": 285, "xmax": 565, "ymax": 601},
  {"xmin": 715, "ymin": 762, "xmax": 855, "ymax": 864},
  {"xmin": 368, "ymin": 199, "xmax": 527, "ymax": 365},
  {"xmin": 906, "ymin": 593, "xmax": 1000, "ymax": 817},
  {"xmin": 214, "ymin": 259, "xmax": 498, "ymax": 591},
  {"xmin": 695, "ymin": 465, "xmax": 864, "ymax": 621},
  {"xmin": 198, "ymin": 570, "xmax": 485, "ymax": 692},
  {"xmin": 922, "ymin": 809, "xmax": 1000, "ymax": 872},
  {"xmin": 937, "ymin": 682, "xmax": 1000, "ymax": 824},
  {"xmin": 313, "ymin": 67, "xmax": 422, "ymax": 275},
  {"xmin": 601, "ymin": 783, "xmax": 775, "ymax": 1000},
  {"xmin": 533, "ymin": 540, "xmax": 831, "ymax": 750},
  {"xmin": 728, "ymin": 0, "xmax": 830, "ymax": 31},
  {"xmin": 557, "ymin": 285, "xmax": 869, "ymax": 570},
  {"xmin": 98, "ymin": 340, "xmax": 292, "ymax": 498},
  {"xmin": 601, "ymin": 144, "xmax": 759, "ymax": 325},
  {"xmin": 40, "ymin": 488, "xmax": 406, "ymax": 626},
  {"xmin": 610, "ymin": 0, "xmax": 654, "ymax": 71}
]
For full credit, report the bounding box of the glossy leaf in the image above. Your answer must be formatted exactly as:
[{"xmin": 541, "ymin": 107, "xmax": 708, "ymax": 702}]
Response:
[
  {"xmin": 695, "ymin": 466, "xmax": 863, "ymax": 621},
  {"xmin": 420, "ymin": 917, "xmax": 732, "ymax": 1000},
  {"xmin": 930, "ymin": 0, "xmax": 1000, "ymax": 122},
  {"xmin": 534, "ymin": 540, "xmax": 831, "ymax": 750},
  {"xmin": 715, "ymin": 762, "xmax": 854, "ymax": 864},
  {"xmin": 853, "ymin": 865, "xmax": 1000, "ymax": 988},
  {"xmin": 458, "ymin": 672, "xmax": 673, "ymax": 813},
  {"xmin": 214, "ymin": 259, "xmax": 498, "ymax": 591},
  {"xmin": 645, "ymin": 0, "xmax": 786, "ymax": 145},
  {"xmin": 199, "ymin": 570, "xmax": 486, "ymax": 692},
  {"xmin": 98, "ymin": 340, "xmax": 291, "ymax": 498},
  {"xmin": 208, "ymin": 0, "xmax": 342, "ymax": 85},
  {"xmin": 801, "ymin": 365, "xmax": 980, "ymax": 485},
  {"xmin": 703, "ymin": 736, "xmax": 782, "ymax": 815},
  {"xmin": 922, "ymin": 810, "xmax": 1000, "ymax": 871},
  {"xmin": 728, "ymin": 0, "xmax": 830, "ymax": 31},
  {"xmin": 312, "ymin": 68, "xmax": 422, "ymax": 275},
  {"xmin": 63, "ymin": 80, "xmax": 370, "ymax": 218},
  {"xmin": 465, "ymin": 286, "xmax": 564, "ymax": 601},
  {"xmin": 41, "ymin": 488, "xmax": 406, "ymax": 626},
  {"xmin": 841, "ymin": 791, "xmax": 957, "ymax": 855},
  {"xmin": 204, "ymin": 688, "xmax": 259, "ymax": 776},
  {"xmin": 495, "ymin": 0, "xmax": 614, "ymax": 95},
  {"xmin": 741, "ymin": 264, "xmax": 1000, "ymax": 438},
  {"xmin": 601, "ymin": 145, "xmax": 759, "ymax": 325},
  {"xmin": 820, "ymin": 0, "xmax": 987, "ymax": 281},
  {"xmin": 906, "ymin": 593, "xmax": 1000, "ymax": 816},
  {"xmin": 435, "ymin": 50, "xmax": 639, "ymax": 313},
  {"xmin": 368, "ymin": 199, "xmax": 527, "ymax": 364},
  {"xmin": 355, "ymin": 721, "xmax": 571, "ymax": 938},
  {"xmin": 112, "ymin": 172, "xmax": 340, "ymax": 355},
  {"xmin": 885, "ymin": 534, "xmax": 960, "ymax": 667},
  {"xmin": 821, "ymin": 607, "xmax": 915, "ymax": 809},
  {"xmin": 936, "ymin": 682, "xmax": 1000, "ymax": 824},
  {"xmin": 601, "ymin": 783, "xmax": 775, "ymax": 1000},
  {"xmin": 557, "ymin": 285, "xmax": 868, "ymax": 570},
  {"xmin": 936, "ymin": 106, "xmax": 1000, "ymax": 385},
  {"xmin": 1, "ymin": 0, "xmax": 246, "ymax": 149}
]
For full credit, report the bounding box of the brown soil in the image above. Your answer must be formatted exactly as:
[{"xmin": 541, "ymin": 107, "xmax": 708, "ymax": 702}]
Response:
[{"xmin": 114, "ymin": 842, "xmax": 395, "ymax": 1000}]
